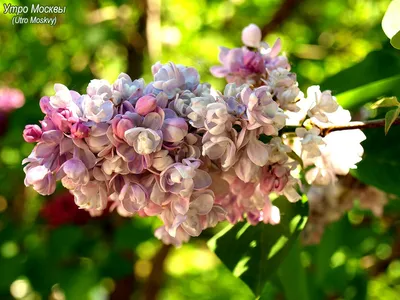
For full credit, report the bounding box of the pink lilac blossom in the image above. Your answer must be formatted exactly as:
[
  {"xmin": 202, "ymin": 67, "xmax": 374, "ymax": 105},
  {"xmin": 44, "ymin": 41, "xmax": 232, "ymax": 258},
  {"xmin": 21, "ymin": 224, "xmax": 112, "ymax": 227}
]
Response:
[
  {"xmin": 0, "ymin": 87, "xmax": 25, "ymax": 112},
  {"xmin": 210, "ymin": 24, "xmax": 290, "ymax": 86},
  {"xmin": 22, "ymin": 24, "xmax": 365, "ymax": 247},
  {"xmin": 0, "ymin": 87, "xmax": 25, "ymax": 136}
]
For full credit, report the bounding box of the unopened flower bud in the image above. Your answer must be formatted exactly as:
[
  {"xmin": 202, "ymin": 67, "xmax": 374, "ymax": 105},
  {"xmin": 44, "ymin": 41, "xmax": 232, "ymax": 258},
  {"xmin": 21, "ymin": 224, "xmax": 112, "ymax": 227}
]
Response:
[
  {"xmin": 135, "ymin": 95, "xmax": 157, "ymax": 116},
  {"xmin": 52, "ymin": 108, "xmax": 75, "ymax": 133},
  {"xmin": 39, "ymin": 96, "xmax": 52, "ymax": 114},
  {"xmin": 241, "ymin": 24, "xmax": 262, "ymax": 48},
  {"xmin": 112, "ymin": 113, "xmax": 138, "ymax": 141},
  {"xmin": 23, "ymin": 124, "xmax": 42, "ymax": 143}
]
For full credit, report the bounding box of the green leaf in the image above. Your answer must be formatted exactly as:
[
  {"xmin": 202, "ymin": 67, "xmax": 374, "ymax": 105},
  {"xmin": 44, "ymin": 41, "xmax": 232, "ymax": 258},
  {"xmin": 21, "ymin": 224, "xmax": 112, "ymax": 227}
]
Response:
[
  {"xmin": 208, "ymin": 197, "xmax": 308, "ymax": 297},
  {"xmin": 60, "ymin": 267, "xmax": 99, "ymax": 300},
  {"xmin": 287, "ymin": 150, "xmax": 304, "ymax": 169},
  {"xmin": 278, "ymin": 240, "xmax": 309, "ymax": 300},
  {"xmin": 352, "ymin": 126, "xmax": 400, "ymax": 196},
  {"xmin": 314, "ymin": 219, "xmax": 345, "ymax": 285},
  {"xmin": 321, "ymin": 49, "xmax": 400, "ymax": 110},
  {"xmin": 371, "ymin": 96, "xmax": 400, "ymax": 108},
  {"xmin": 0, "ymin": 256, "xmax": 24, "ymax": 292},
  {"xmin": 391, "ymin": 31, "xmax": 400, "ymax": 50},
  {"xmin": 335, "ymin": 75, "xmax": 400, "ymax": 110},
  {"xmin": 114, "ymin": 219, "xmax": 154, "ymax": 251},
  {"xmin": 384, "ymin": 107, "xmax": 400, "ymax": 134},
  {"xmin": 259, "ymin": 279, "xmax": 280, "ymax": 300},
  {"xmin": 49, "ymin": 226, "xmax": 83, "ymax": 260},
  {"xmin": 321, "ymin": 49, "xmax": 400, "ymax": 94},
  {"xmin": 100, "ymin": 251, "xmax": 134, "ymax": 279}
]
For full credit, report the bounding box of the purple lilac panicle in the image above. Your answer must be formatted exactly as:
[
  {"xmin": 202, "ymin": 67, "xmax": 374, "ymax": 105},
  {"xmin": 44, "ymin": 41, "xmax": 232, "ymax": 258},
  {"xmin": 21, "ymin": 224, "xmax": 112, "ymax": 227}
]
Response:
[{"xmin": 22, "ymin": 24, "xmax": 365, "ymax": 246}]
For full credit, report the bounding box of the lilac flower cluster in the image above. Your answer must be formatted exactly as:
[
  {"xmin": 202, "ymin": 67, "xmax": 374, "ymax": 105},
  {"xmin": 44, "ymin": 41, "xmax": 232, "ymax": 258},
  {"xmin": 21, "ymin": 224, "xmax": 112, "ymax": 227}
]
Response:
[
  {"xmin": 211, "ymin": 24, "xmax": 290, "ymax": 87},
  {"xmin": 303, "ymin": 177, "xmax": 387, "ymax": 245},
  {"xmin": 22, "ymin": 24, "xmax": 365, "ymax": 246},
  {"xmin": 290, "ymin": 86, "xmax": 366, "ymax": 186}
]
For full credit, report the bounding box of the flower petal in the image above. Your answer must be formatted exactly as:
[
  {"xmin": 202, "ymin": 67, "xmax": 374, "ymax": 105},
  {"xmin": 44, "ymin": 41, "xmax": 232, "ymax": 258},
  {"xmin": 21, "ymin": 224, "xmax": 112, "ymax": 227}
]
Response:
[
  {"xmin": 193, "ymin": 169, "xmax": 212, "ymax": 190},
  {"xmin": 247, "ymin": 138, "xmax": 269, "ymax": 166}
]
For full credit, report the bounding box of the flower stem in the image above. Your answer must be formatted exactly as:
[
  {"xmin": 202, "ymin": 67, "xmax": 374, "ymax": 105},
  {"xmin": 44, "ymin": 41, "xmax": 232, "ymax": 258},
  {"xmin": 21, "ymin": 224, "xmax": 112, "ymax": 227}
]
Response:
[
  {"xmin": 319, "ymin": 117, "xmax": 400, "ymax": 136},
  {"xmin": 281, "ymin": 117, "xmax": 400, "ymax": 137}
]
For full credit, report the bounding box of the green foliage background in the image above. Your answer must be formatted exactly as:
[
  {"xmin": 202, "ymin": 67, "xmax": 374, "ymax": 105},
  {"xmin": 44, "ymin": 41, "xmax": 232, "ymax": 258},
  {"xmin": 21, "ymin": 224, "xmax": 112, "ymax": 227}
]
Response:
[{"xmin": 1, "ymin": 0, "xmax": 400, "ymax": 299}]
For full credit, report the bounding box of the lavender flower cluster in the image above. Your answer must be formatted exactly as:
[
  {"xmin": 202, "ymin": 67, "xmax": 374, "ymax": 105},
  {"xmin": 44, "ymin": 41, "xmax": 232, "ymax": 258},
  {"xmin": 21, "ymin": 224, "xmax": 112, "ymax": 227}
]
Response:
[{"xmin": 22, "ymin": 24, "xmax": 365, "ymax": 246}]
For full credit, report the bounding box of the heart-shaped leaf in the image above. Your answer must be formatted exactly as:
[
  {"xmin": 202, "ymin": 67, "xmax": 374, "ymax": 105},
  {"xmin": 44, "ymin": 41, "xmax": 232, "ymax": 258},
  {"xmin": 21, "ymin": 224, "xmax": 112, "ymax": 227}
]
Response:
[
  {"xmin": 384, "ymin": 107, "xmax": 400, "ymax": 134},
  {"xmin": 208, "ymin": 197, "xmax": 308, "ymax": 297},
  {"xmin": 371, "ymin": 96, "xmax": 399, "ymax": 109}
]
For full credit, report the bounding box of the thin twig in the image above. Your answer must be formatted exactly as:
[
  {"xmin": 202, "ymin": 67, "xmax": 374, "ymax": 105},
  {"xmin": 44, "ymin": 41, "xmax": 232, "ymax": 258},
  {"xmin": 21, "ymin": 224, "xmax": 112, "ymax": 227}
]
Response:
[
  {"xmin": 144, "ymin": 244, "xmax": 172, "ymax": 300},
  {"xmin": 261, "ymin": 0, "xmax": 302, "ymax": 39},
  {"xmin": 281, "ymin": 118, "xmax": 400, "ymax": 137},
  {"xmin": 319, "ymin": 118, "xmax": 400, "ymax": 136}
]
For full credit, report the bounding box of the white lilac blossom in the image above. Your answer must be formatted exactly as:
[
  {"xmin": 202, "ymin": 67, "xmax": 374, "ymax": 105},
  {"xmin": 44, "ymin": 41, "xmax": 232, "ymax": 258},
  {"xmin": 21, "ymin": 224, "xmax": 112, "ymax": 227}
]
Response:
[
  {"xmin": 295, "ymin": 127, "xmax": 325, "ymax": 161},
  {"xmin": 306, "ymin": 85, "xmax": 339, "ymax": 123},
  {"xmin": 22, "ymin": 23, "xmax": 366, "ymax": 247},
  {"xmin": 292, "ymin": 87, "xmax": 366, "ymax": 186}
]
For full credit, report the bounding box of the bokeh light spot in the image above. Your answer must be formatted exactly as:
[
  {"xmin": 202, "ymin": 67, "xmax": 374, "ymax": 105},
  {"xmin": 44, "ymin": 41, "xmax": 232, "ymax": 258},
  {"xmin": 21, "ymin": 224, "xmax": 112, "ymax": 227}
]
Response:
[
  {"xmin": 376, "ymin": 243, "xmax": 392, "ymax": 260},
  {"xmin": 0, "ymin": 196, "xmax": 8, "ymax": 212},
  {"xmin": 331, "ymin": 249, "xmax": 346, "ymax": 268},
  {"xmin": 136, "ymin": 241, "xmax": 158, "ymax": 260},
  {"xmin": 10, "ymin": 278, "xmax": 30, "ymax": 299},
  {"xmin": 1, "ymin": 147, "xmax": 21, "ymax": 166},
  {"xmin": 1, "ymin": 241, "xmax": 19, "ymax": 258},
  {"xmin": 135, "ymin": 260, "xmax": 153, "ymax": 279},
  {"xmin": 101, "ymin": 277, "xmax": 115, "ymax": 293}
]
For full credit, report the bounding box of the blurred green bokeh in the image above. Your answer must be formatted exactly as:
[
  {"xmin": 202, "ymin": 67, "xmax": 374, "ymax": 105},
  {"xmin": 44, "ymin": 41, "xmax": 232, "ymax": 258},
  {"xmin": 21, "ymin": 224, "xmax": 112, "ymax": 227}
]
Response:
[{"xmin": 1, "ymin": 0, "xmax": 399, "ymax": 299}]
